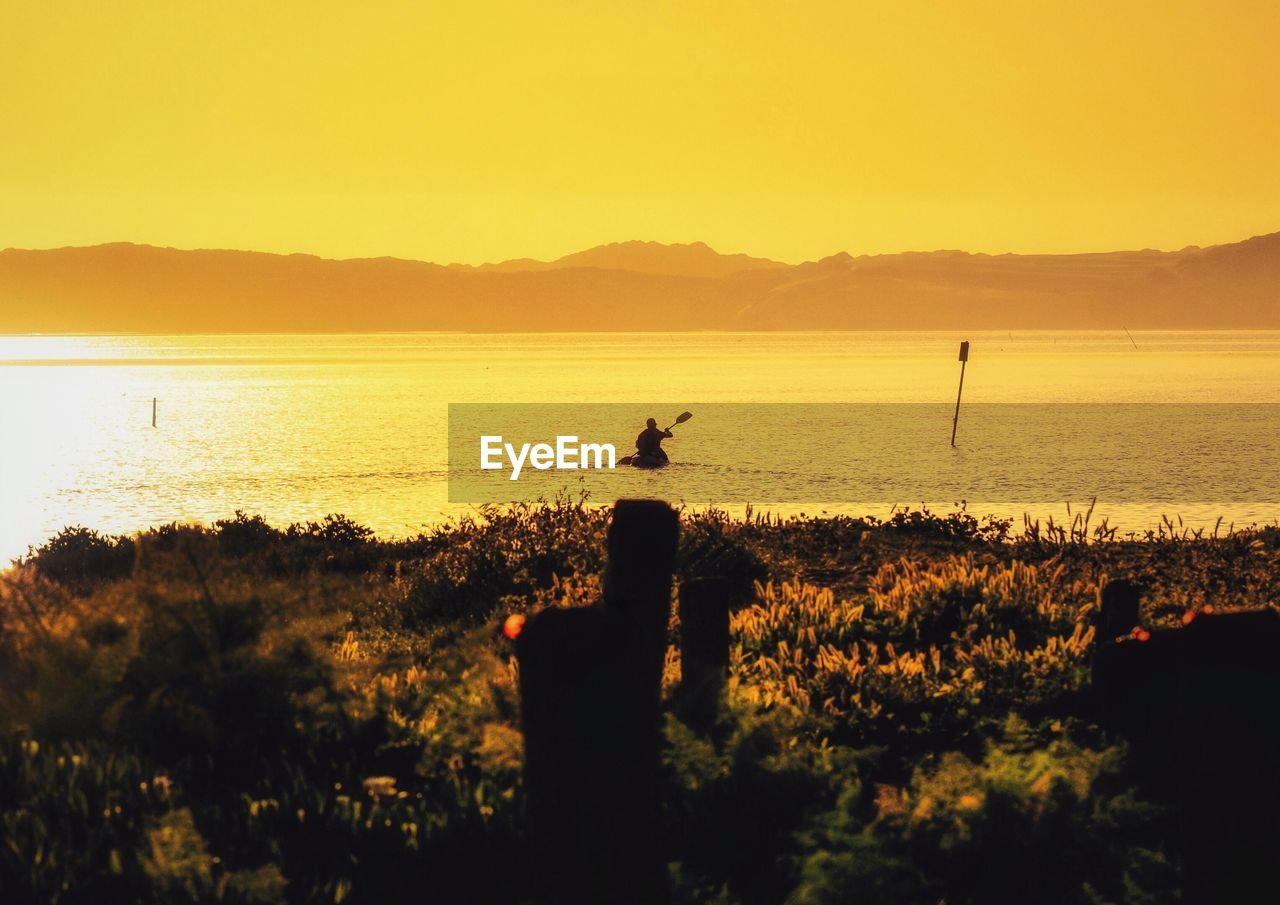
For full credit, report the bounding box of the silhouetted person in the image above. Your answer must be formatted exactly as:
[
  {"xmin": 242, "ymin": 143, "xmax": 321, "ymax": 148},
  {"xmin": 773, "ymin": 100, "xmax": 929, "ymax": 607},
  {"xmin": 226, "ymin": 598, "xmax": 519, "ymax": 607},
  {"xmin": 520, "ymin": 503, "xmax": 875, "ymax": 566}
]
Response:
[{"xmin": 635, "ymin": 418, "xmax": 672, "ymax": 463}]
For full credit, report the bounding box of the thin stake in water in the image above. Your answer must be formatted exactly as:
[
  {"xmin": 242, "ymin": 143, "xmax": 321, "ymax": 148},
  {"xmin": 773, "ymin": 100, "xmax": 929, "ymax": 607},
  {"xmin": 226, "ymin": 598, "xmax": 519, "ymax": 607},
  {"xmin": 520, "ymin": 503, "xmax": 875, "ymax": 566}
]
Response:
[
  {"xmin": 152, "ymin": 397, "xmax": 157, "ymax": 428},
  {"xmin": 951, "ymin": 341, "xmax": 968, "ymax": 447}
]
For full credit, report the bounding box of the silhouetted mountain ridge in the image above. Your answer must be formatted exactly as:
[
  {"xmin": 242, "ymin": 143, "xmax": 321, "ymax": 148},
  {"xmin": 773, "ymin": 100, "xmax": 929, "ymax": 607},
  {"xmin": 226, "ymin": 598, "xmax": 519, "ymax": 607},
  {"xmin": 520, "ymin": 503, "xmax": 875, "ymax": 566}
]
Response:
[
  {"xmin": 1, "ymin": 234, "xmax": 1277, "ymax": 332},
  {"xmin": 449, "ymin": 240, "xmax": 787, "ymax": 279}
]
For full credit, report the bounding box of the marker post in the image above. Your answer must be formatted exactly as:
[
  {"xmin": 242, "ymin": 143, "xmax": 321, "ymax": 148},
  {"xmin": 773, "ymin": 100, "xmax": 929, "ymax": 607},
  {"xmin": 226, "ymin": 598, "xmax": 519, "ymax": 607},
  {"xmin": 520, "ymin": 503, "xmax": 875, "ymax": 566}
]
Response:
[{"xmin": 951, "ymin": 341, "xmax": 968, "ymax": 447}]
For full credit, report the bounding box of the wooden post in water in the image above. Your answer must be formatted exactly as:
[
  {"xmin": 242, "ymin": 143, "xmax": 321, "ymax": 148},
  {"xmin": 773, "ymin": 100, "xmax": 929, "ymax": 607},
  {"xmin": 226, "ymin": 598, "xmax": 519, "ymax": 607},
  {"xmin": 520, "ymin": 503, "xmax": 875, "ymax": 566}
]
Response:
[
  {"xmin": 152, "ymin": 397, "xmax": 157, "ymax": 428},
  {"xmin": 516, "ymin": 499, "xmax": 678, "ymax": 905},
  {"xmin": 950, "ymin": 341, "xmax": 969, "ymax": 447}
]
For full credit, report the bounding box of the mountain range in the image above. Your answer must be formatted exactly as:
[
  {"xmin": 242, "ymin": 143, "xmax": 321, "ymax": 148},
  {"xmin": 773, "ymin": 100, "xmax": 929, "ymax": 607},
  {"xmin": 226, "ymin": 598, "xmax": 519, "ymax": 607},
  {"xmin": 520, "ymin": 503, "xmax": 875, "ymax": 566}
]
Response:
[{"xmin": 1, "ymin": 234, "xmax": 1277, "ymax": 332}]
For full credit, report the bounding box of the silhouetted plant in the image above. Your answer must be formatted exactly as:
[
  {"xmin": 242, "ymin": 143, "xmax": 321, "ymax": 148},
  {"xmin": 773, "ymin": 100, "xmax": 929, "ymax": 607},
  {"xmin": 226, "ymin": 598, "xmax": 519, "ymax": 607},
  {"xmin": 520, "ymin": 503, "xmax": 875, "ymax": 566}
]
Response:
[
  {"xmin": 388, "ymin": 496, "xmax": 608, "ymax": 628},
  {"xmin": 213, "ymin": 511, "xmax": 281, "ymax": 558},
  {"xmin": 105, "ymin": 593, "xmax": 336, "ymax": 778},
  {"xmin": 24, "ymin": 525, "xmax": 134, "ymax": 591},
  {"xmin": 8, "ymin": 501, "xmax": 1280, "ymax": 903},
  {"xmin": 679, "ymin": 510, "xmax": 768, "ymax": 603},
  {"xmin": 790, "ymin": 719, "xmax": 1176, "ymax": 905}
]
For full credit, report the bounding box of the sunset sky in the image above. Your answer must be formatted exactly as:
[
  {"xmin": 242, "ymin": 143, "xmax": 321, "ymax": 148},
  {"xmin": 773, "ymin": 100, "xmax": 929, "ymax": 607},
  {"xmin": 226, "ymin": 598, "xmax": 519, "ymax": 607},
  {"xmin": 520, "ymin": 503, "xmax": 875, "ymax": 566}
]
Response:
[{"xmin": 3, "ymin": 1, "xmax": 1278, "ymax": 264}]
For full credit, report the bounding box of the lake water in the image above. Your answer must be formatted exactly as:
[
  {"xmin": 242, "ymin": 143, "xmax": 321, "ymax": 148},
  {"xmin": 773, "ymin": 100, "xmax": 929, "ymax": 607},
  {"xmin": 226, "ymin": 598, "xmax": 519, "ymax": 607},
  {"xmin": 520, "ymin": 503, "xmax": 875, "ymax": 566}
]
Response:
[{"xmin": 3, "ymin": 331, "xmax": 1280, "ymax": 562}]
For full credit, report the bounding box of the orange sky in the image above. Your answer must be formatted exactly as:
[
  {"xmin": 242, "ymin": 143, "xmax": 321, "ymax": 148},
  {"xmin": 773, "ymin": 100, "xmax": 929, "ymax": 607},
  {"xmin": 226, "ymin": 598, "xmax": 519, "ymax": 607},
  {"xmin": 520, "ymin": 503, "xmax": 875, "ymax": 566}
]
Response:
[{"xmin": 2, "ymin": 1, "xmax": 1278, "ymax": 264}]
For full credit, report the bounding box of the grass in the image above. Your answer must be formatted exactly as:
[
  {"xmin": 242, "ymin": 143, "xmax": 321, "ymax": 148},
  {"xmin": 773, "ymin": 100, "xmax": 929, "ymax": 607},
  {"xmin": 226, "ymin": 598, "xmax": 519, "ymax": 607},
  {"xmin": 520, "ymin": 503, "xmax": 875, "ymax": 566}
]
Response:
[{"xmin": 3, "ymin": 498, "xmax": 1279, "ymax": 903}]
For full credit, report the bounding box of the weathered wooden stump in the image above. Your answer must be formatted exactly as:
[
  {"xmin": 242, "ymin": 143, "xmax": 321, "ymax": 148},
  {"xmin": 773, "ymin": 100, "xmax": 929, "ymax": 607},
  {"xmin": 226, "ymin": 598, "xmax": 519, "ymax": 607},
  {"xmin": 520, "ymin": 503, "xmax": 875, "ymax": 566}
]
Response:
[
  {"xmin": 603, "ymin": 498, "xmax": 680, "ymax": 693},
  {"xmin": 516, "ymin": 499, "xmax": 678, "ymax": 905},
  {"xmin": 1093, "ymin": 580, "xmax": 1280, "ymax": 905},
  {"xmin": 676, "ymin": 576, "xmax": 733, "ymax": 730}
]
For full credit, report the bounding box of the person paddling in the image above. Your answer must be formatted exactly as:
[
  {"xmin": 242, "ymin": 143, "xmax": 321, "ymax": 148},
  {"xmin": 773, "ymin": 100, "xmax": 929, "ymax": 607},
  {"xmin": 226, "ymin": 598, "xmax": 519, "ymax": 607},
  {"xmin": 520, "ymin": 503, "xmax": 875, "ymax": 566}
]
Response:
[
  {"xmin": 635, "ymin": 418, "xmax": 672, "ymax": 463},
  {"xmin": 619, "ymin": 411, "xmax": 692, "ymax": 467}
]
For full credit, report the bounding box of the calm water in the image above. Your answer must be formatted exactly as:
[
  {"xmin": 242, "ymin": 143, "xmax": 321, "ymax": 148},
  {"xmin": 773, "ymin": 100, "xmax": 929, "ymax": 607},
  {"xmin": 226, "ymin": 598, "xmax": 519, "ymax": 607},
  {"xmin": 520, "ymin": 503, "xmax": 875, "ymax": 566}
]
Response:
[{"xmin": 4, "ymin": 331, "xmax": 1280, "ymax": 562}]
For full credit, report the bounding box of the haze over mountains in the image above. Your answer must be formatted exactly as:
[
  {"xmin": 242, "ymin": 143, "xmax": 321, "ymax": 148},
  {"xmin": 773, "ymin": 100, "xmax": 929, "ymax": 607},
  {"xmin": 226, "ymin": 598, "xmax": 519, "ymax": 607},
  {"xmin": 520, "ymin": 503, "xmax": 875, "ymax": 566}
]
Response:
[{"xmin": 1, "ymin": 234, "xmax": 1277, "ymax": 333}]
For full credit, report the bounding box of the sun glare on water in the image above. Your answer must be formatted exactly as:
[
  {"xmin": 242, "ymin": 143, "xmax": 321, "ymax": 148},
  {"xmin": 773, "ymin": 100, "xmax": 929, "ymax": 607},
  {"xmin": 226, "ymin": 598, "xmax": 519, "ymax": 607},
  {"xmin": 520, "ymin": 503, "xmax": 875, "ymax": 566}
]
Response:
[{"xmin": 1, "ymin": 340, "xmax": 149, "ymax": 561}]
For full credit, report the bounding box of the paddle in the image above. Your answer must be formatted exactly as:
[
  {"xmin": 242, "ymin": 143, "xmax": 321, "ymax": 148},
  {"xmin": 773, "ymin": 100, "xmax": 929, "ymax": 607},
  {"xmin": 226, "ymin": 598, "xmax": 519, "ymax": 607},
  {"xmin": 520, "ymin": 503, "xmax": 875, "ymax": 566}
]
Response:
[{"xmin": 619, "ymin": 411, "xmax": 693, "ymax": 466}]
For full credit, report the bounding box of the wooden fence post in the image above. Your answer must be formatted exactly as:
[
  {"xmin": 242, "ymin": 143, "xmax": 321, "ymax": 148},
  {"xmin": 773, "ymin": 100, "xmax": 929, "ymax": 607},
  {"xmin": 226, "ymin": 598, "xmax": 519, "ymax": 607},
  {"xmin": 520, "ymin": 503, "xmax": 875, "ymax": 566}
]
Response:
[
  {"xmin": 677, "ymin": 577, "xmax": 732, "ymax": 730},
  {"xmin": 603, "ymin": 499, "xmax": 680, "ymax": 692},
  {"xmin": 1093, "ymin": 579, "xmax": 1280, "ymax": 905},
  {"xmin": 516, "ymin": 499, "xmax": 678, "ymax": 905}
]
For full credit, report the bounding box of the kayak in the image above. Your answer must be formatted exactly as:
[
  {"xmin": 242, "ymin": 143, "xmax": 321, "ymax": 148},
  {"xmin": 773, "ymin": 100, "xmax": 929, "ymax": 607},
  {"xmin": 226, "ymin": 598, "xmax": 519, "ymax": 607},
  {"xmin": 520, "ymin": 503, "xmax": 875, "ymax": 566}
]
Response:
[{"xmin": 629, "ymin": 450, "xmax": 669, "ymax": 469}]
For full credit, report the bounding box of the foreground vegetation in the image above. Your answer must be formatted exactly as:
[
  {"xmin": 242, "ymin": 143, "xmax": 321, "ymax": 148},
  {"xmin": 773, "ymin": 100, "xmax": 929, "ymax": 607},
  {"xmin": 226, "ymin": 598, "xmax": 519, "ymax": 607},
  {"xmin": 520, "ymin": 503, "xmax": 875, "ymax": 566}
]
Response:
[{"xmin": 3, "ymin": 501, "xmax": 1278, "ymax": 904}]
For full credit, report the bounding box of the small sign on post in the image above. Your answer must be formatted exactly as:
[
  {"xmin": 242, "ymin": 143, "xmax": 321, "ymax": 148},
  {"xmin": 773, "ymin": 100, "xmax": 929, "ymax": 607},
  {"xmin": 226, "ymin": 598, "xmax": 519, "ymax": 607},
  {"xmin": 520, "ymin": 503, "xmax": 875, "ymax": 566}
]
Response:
[{"xmin": 951, "ymin": 341, "xmax": 969, "ymax": 447}]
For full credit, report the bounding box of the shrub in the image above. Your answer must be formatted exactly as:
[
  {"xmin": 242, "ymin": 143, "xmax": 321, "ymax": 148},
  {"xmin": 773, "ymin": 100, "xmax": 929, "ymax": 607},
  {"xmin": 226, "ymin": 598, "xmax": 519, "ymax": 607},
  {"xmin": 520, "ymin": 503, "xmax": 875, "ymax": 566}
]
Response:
[
  {"xmin": 102, "ymin": 590, "xmax": 338, "ymax": 777},
  {"xmin": 288, "ymin": 513, "xmax": 374, "ymax": 548},
  {"xmin": 388, "ymin": 497, "xmax": 609, "ymax": 628},
  {"xmin": 680, "ymin": 510, "xmax": 768, "ymax": 603},
  {"xmin": 213, "ymin": 511, "xmax": 281, "ymax": 558},
  {"xmin": 790, "ymin": 720, "xmax": 1177, "ymax": 904},
  {"xmin": 0, "ymin": 737, "xmax": 292, "ymax": 905},
  {"xmin": 664, "ymin": 704, "xmax": 863, "ymax": 905},
  {"xmin": 286, "ymin": 514, "xmax": 378, "ymax": 573},
  {"xmin": 24, "ymin": 526, "xmax": 135, "ymax": 591},
  {"xmin": 868, "ymin": 555, "xmax": 1086, "ymax": 648},
  {"xmin": 881, "ymin": 506, "xmax": 1012, "ymax": 544},
  {"xmin": 9, "ymin": 501, "xmax": 1280, "ymax": 904},
  {"xmin": 732, "ymin": 567, "xmax": 1095, "ymax": 746}
]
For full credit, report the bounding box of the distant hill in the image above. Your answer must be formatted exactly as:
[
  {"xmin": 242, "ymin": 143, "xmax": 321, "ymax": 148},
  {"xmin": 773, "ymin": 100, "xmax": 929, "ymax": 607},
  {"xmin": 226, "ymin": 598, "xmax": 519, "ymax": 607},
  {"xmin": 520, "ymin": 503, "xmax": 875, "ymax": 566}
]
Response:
[
  {"xmin": 1, "ymin": 234, "xmax": 1278, "ymax": 332},
  {"xmin": 451, "ymin": 240, "xmax": 787, "ymax": 279}
]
